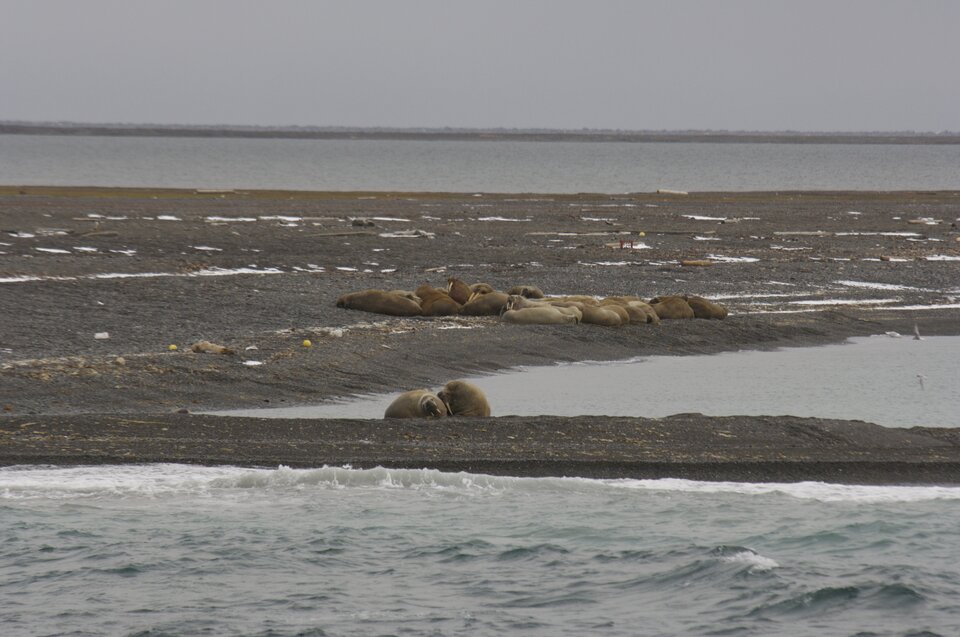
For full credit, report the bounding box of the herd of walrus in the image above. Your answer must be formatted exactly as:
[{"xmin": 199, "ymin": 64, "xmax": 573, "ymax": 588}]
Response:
[
  {"xmin": 336, "ymin": 277, "xmax": 730, "ymax": 418},
  {"xmin": 336, "ymin": 277, "xmax": 728, "ymax": 326}
]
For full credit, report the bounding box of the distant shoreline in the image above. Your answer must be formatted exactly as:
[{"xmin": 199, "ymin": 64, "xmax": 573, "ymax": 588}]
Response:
[{"xmin": 3, "ymin": 123, "xmax": 960, "ymax": 145}]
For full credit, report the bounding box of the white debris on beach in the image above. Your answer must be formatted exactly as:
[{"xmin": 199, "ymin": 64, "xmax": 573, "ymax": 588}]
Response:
[
  {"xmin": 683, "ymin": 215, "xmax": 726, "ymax": 221},
  {"xmin": 706, "ymin": 254, "xmax": 760, "ymax": 263}
]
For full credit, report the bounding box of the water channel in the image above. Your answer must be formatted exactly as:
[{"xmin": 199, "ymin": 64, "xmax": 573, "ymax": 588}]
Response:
[{"xmin": 214, "ymin": 336, "xmax": 960, "ymax": 427}]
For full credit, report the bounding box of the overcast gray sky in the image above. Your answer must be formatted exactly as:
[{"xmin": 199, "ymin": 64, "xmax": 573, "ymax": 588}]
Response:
[{"xmin": 2, "ymin": 0, "xmax": 958, "ymax": 131}]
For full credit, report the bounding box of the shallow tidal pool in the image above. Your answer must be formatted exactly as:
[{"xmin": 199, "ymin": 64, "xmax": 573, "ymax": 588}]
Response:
[{"xmin": 214, "ymin": 335, "xmax": 960, "ymax": 427}]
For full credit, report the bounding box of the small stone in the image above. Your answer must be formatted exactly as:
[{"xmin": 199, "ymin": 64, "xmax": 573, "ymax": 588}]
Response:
[
  {"xmin": 114, "ymin": 356, "xmax": 126, "ymax": 365},
  {"xmin": 94, "ymin": 332, "xmax": 110, "ymax": 340}
]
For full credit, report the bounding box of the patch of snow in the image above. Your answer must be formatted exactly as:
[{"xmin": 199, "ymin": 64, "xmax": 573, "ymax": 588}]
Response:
[
  {"xmin": 683, "ymin": 215, "xmax": 726, "ymax": 221},
  {"xmin": 706, "ymin": 254, "xmax": 760, "ymax": 263}
]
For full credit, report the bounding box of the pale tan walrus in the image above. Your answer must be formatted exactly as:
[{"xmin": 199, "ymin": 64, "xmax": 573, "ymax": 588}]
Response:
[
  {"xmin": 336, "ymin": 289, "xmax": 422, "ymax": 316},
  {"xmin": 503, "ymin": 295, "xmax": 582, "ymax": 322},
  {"xmin": 384, "ymin": 389, "xmax": 449, "ymax": 418},
  {"xmin": 437, "ymin": 380, "xmax": 491, "ymax": 417},
  {"xmin": 684, "ymin": 295, "xmax": 729, "ymax": 320}
]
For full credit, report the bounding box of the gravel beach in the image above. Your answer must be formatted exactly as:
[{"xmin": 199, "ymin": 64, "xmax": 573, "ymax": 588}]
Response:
[{"xmin": 2, "ymin": 187, "xmax": 959, "ymax": 482}]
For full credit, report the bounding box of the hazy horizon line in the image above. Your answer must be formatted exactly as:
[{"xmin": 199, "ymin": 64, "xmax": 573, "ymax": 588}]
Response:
[{"xmin": 3, "ymin": 120, "xmax": 958, "ymax": 137}]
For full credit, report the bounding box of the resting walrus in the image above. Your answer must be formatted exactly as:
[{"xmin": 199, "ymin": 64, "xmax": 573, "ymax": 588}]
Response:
[
  {"xmin": 415, "ymin": 284, "xmax": 462, "ymax": 316},
  {"xmin": 446, "ymin": 277, "xmax": 474, "ymax": 305},
  {"xmin": 384, "ymin": 389, "xmax": 449, "ymax": 418},
  {"xmin": 684, "ymin": 295, "xmax": 728, "ymax": 320},
  {"xmin": 460, "ymin": 291, "xmax": 510, "ymax": 316},
  {"xmin": 649, "ymin": 295, "xmax": 695, "ymax": 320},
  {"xmin": 437, "ymin": 380, "xmax": 491, "ymax": 417},
  {"xmin": 336, "ymin": 289, "xmax": 422, "ymax": 316},
  {"xmin": 507, "ymin": 285, "xmax": 545, "ymax": 299}
]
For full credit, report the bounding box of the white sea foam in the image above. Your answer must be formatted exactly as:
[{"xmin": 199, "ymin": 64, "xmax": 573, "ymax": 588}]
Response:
[
  {"xmin": 717, "ymin": 550, "xmax": 780, "ymax": 571},
  {"xmin": 5, "ymin": 465, "xmax": 960, "ymax": 503},
  {"xmin": 604, "ymin": 477, "xmax": 960, "ymax": 503}
]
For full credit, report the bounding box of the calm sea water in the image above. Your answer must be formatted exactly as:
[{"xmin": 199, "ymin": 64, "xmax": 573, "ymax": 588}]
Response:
[
  {"xmin": 2, "ymin": 133, "xmax": 959, "ymax": 192},
  {"xmin": 216, "ymin": 336, "xmax": 960, "ymax": 428},
  {"xmin": 3, "ymin": 464, "xmax": 960, "ymax": 637}
]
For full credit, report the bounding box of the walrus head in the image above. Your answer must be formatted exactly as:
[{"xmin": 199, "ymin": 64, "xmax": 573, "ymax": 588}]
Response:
[{"xmin": 418, "ymin": 394, "xmax": 447, "ymax": 418}]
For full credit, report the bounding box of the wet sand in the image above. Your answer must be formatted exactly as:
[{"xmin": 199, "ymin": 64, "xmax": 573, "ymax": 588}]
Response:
[{"xmin": 2, "ymin": 187, "xmax": 959, "ymax": 482}]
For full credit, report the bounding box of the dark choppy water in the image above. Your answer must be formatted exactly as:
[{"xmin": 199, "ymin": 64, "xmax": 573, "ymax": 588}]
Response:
[
  {"xmin": 3, "ymin": 464, "xmax": 960, "ymax": 637},
  {"xmin": 216, "ymin": 336, "xmax": 960, "ymax": 428},
  {"xmin": 2, "ymin": 134, "xmax": 959, "ymax": 192}
]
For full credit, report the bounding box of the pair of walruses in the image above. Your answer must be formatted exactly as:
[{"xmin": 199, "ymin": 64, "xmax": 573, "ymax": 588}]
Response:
[
  {"xmin": 649, "ymin": 295, "xmax": 728, "ymax": 320},
  {"xmin": 383, "ymin": 380, "xmax": 491, "ymax": 418}
]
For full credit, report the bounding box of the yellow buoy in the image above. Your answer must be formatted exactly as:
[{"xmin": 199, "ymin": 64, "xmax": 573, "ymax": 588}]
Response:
[
  {"xmin": 638, "ymin": 231, "xmax": 646, "ymax": 237},
  {"xmin": 302, "ymin": 339, "xmax": 313, "ymax": 348},
  {"xmin": 168, "ymin": 344, "xmax": 178, "ymax": 351}
]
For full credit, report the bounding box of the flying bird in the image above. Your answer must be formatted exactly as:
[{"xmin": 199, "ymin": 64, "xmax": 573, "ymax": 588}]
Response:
[{"xmin": 913, "ymin": 323, "xmax": 923, "ymax": 340}]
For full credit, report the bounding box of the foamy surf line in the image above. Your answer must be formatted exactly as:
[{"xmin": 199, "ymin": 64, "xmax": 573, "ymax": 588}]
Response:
[{"xmin": 3, "ymin": 464, "xmax": 960, "ymax": 503}]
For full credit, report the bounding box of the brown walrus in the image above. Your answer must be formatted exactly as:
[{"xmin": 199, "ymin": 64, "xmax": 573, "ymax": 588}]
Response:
[
  {"xmin": 649, "ymin": 295, "xmax": 695, "ymax": 320},
  {"xmin": 437, "ymin": 380, "xmax": 491, "ymax": 417},
  {"xmin": 383, "ymin": 389, "xmax": 449, "ymax": 418},
  {"xmin": 336, "ymin": 289, "xmax": 422, "ymax": 316},
  {"xmin": 415, "ymin": 284, "xmax": 462, "ymax": 316},
  {"xmin": 684, "ymin": 295, "xmax": 729, "ymax": 320},
  {"xmin": 507, "ymin": 285, "xmax": 545, "ymax": 299},
  {"xmin": 446, "ymin": 277, "xmax": 473, "ymax": 305},
  {"xmin": 460, "ymin": 291, "xmax": 510, "ymax": 316},
  {"xmin": 469, "ymin": 283, "xmax": 496, "ymax": 296}
]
